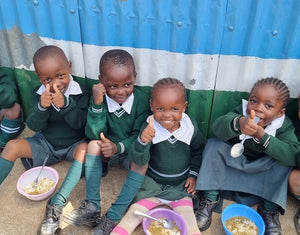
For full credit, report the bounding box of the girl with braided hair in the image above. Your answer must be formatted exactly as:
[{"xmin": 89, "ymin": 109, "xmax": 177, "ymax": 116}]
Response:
[{"xmin": 195, "ymin": 77, "xmax": 300, "ymax": 235}]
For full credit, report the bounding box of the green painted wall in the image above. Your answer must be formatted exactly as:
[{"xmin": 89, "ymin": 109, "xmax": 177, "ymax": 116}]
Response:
[{"xmin": 2, "ymin": 67, "xmax": 298, "ymax": 138}]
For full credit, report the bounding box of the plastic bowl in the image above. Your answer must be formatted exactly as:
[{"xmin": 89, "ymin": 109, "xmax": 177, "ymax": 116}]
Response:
[
  {"xmin": 17, "ymin": 166, "xmax": 59, "ymax": 201},
  {"xmin": 142, "ymin": 207, "xmax": 187, "ymax": 235},
  {"xmin": 221, "ymin": 204, "xmax": 265, "ymax": 235}
]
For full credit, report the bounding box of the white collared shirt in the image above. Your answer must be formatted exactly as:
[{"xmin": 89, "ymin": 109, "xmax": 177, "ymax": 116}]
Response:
[
  {"xmin": 149, "ymin": 113, "xmax": 194, "ymax": 145},
  {"xmin": 105, "ymin": 93, "xmax": 134, "ymax": 114}
]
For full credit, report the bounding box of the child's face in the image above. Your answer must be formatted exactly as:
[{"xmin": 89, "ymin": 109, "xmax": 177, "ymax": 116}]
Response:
[
  {"xmin": 99, "ymin": 64, "xmax": 136, "ymax": 105},
  {"xmin": 150, "ymin": 86, "xmax": 187, "ymax": 133},
  {"xmin": 35, "ymin": 56, "xmax": 71, "ymax": 94},
  {"xmin": 247, "ymin": 84, "xmax": 285, "ymax": 127}
]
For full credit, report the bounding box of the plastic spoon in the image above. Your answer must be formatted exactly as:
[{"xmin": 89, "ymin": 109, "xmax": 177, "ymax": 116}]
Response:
[
  {"xmin": 230, "ymin": 116, "xmax": 260, "ymax": 158},
  {"xmin": 32, "ymin": 155, "xmax": 50, "ymax": 188},
  {"xmin": 134, "ymin": 210, "xmax": 174, "ymax": 230}
]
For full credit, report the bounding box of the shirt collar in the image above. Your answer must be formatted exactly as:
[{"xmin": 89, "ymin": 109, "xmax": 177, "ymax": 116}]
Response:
[
  {"xmin": 105, "ymin": 93, "xmax": 134, "ymax": 114},
  {"xmin": 149, "ymin": 113, "xmax": 194, "ymax": 145},
  {"xmin": 36, "ymin": 75, "xmax": 82, "ymax": 98},
  {"xmin": 240, "ymin": 99, "xmax": 284, "ymax": 139}
]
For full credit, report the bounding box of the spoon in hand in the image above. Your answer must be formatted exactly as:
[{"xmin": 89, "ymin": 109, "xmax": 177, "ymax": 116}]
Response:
[
  {"xmin": 134, "ymin": 210, "xmax": 174, "ymax": 230},
  {"xmin": 230, "ymin": 116, "xmax": 260, "ymax": 158}
]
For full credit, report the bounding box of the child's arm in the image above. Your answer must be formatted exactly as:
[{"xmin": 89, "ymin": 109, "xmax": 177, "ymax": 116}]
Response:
[
  {"xmin": 0, "ymin": 71, "xmax": 19, "ymax": 108},
  {"xmin": 185, "ymin": 177, "xmax": 196, "ymax": 194},
  {"xmin": 85, "ymin": 83, "xmax": 107, "ymax": 139}
]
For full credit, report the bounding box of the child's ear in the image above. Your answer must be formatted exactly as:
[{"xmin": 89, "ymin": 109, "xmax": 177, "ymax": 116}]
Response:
[
  {"xmin": 68, "ymin": 61, "xmax": 72, "ymax": 74},
  {"xmin": 150, "ymin": 99, "xmax": 153, "ymax": 112},
  {"xmin": 277, "ymin": 108, "xmax": 286, "ymax": 118},
  {"xmin": 183, "ymin": 101, "xmax": 188, "ymax": 112}
]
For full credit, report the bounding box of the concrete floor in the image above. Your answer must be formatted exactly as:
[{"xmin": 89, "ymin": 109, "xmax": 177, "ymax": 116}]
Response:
[{"xmin": 0, "ymin": 127, "xmax": 299, "ymax": 235}]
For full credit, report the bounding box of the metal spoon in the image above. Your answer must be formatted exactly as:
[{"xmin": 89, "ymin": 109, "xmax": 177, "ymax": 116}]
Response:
[
  {"xmin": 230, "ymin": 116, "xmax": 260, "ymax": 158},
  {"xmin": 134, "ymin": 210, "xmax": 174, "ymax": 230},
  {"xmin": 32, "ymin": 155, "xmax": 50, "ymax": 188}
]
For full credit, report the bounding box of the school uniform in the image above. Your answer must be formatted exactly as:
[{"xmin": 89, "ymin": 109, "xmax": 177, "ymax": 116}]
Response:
[
  {"xmin": 195, "ymin": 99, "xmax": 300, "ymax": 213},
  {"xmin": 22, "ymin": 75, "xmax": 90, "ymax": 167},
  {"xmin": 130, "ymin": 113, "xmax": 205, "ymax": 203}
]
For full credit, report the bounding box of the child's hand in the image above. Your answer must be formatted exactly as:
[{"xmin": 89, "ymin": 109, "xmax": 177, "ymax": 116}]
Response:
[
  {"xmin": 185, "ymin": 177, "xmax": 196, "ymax": 195},
  {"xmin": 93, "ymin": 83, "xmax": 106, "ymax": 105},
  {"xmin": 51, "ymin": 84, "xmax": 65, "ymax": 108},
  {"xmin": 140, "ymin": 116, "xmax": 155, "ymax": 143},
  {"xmin": 99, "ymin": 132, "xmax": 118, "ymax": 157},
  {"xmin": 239, "ymin": 110, "xmax": 264, "ymax": 139},
  {"xmin": 40, "ymin": 84, "xmax": 52, "ymax": 108}
]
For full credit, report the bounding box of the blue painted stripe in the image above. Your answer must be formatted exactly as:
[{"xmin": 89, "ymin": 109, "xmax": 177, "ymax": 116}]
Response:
[{"xmin": 0, "ymin": 0, "xmax": 300, "ymax": 59}]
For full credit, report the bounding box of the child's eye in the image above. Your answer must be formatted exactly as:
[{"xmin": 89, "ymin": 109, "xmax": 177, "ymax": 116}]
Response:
[
  {"xmin": 265, "ymin": 104, "xmax": 273, "ymax": 109},
  {"xmin": 156, "ymin": 107, "xmax": 164, "ymax": 111},
  {"xmin": 58, "ymin": 73, "xmax": 65, "ymax": 79},
  {"xmin": 109, "ymin": 85, "xmax": 117, "ymax": 89},
  {"xmin": 249, "ymin": 98, "xmax": 257, "ymax": 104},
  {"xmin": 44, "ymin": 78, "xmax": 51, "ymax": 83},
  {"xmin": 124, "ymin": 83, "xmax": 131, "ymax": 88},
  {"xmin": 171, "ymin": 108, "xmax": 180, "ymax": 111}
]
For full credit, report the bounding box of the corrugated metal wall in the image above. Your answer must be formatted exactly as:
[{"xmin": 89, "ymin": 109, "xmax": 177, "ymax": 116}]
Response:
[{"xmin": 1, "ymin": 0, "xmax": 300, "ymax": 136}]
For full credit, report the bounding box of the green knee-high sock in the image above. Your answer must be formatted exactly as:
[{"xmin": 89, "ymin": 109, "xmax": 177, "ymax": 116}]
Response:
[
  {"xmin": 263, "ymin": 200, "xmax": 280, "ymax": 213},
  {"xmin": 0, "ymin": 156, "xmax": 14, "ymax": 184},
  {"xmin": 0, "ymin": 117, "xmax": 24, "ymax": 147},
  {"xmin": 85, "ymin": 154, "xmax": 102, "ymax": 209},
  {"xmin": 50, "ymin": 160, "xmax": 84, "ymax": 207},
  {"xmin": 107, "ymin": 170, "xmax": 145, "ymax": 221},
  {"xmin": 203, "ymin": 190, "xmax": 219, "ymax": 202}
]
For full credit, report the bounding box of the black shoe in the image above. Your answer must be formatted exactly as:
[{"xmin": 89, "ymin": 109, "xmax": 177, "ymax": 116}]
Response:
[
  {"xmin": 38, "ymin": 203, "xmax": 63, "ymax": 235},
  {"xmin": 63, "ymin": 201, "xmax": 100, "ymax": 227},
  {"xmin": 195, "ymin": 196, "xmax": 220, "ymax": 231},
  {"xmin": 93, "ymin": 214, "xmax": 118, "ymax": 235},
  {"xmin": 257, "ymin": 204, "xmax": 281, "ymax": 235},
  {"xmin": 294, "ymin": 208, "xmax": 300, "ymax": 235}
]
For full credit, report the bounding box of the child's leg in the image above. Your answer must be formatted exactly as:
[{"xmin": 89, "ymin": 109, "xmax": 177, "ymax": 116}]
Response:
[
  {"xmin": 106, "ymin": 162, "xmax": 147, "ymax": 221},
  {"xmin": 0, "ymin": 104, "xmax": 24, "ymax": 148},
  {"xmin": 170, "ymin": 197, "xmax": 201, "ymax": 235},
  {"xmin": 111, "ymin": 197, "xmax": 161, "ymax": 235},
  {"xmin": 0, "ymin": 139, "xmax": 31, "ymax": 184}
]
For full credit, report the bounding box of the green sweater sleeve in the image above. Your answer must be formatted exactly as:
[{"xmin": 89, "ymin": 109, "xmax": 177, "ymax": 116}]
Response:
[
  {"xmin": 188, "ymin": 118, "xmax": 206, "ymax": 178},
  {"xmin": 0, "ymin": 70, "xmax": 18, "ymax": 108}
]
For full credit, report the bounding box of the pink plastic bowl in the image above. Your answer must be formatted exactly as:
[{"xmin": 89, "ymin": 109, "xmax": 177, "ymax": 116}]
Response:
[
  {"xmin": 142, "ymin": 208, "xmax": 187, "ymax": 235},
  {"xmin": 17, "ymin": 166, "xmax": 59, "ymax": 201}
]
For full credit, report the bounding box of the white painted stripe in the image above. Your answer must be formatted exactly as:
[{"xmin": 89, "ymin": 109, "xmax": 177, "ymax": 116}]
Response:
[{"xmin": 15, "ymin": 37, "xmax": 300, "ymax": 98}]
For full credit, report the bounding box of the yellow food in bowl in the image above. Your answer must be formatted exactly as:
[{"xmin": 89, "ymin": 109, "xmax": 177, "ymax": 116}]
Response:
[
  {"xmin": 23, "ymin": 177, "xmax": 55, "ymax": 195},
  {"xmin": 225, "ymin": 216, "xmax": 258, "ymax": 235},
  {"xmin": 147, "ymin": 219, "xmax": 181, "ymax": 235}
]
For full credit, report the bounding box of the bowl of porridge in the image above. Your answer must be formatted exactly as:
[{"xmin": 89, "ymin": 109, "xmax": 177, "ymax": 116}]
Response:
[
  {"xmin": 17, "ymin": 166, "xmax": 59, "ymax": 201},
  {"xmin": 142, "ymin": 207, "xmax": 187, "ymax": 235},
  {"xmin": 221, "ymin": 204, "xmax": 265, "ymax": 235}
]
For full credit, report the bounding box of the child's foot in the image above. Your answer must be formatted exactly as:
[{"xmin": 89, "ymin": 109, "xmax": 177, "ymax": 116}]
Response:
[
  {"xmin": 63, "ymin": 201, "xmax": 100, "ymax": 227},
  {"xmin": 195, "ymin": 196, "xmax": 220, "ymax": 231},
  {"xmin": 38, "ymin": 203, "xmax": 63, "ymax": 235},
  {"xmin": 257, "ymin": 204, "xmax": 282, "ymax": 235},
  {"xmin": 93, "ymin": 214, "xmax": 118, "ymax": 235},
  {"xmin": 295, "ymin": 208, "xmax": 300, "ymax": 235}
]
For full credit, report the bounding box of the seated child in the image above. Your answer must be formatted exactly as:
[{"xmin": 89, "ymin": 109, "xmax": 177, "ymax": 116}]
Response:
[
  {"xmin": 0, "ymin": 68, "xmax": 24, "ymax": 150},
  {"xmin": 106, "ymin": 78, "xmax": 205, "ymax": 235},
  {"xmin": 0, "ymin": 45, "xmax": 90, "ymax": 186},
  {"xmin": 195, "ymin": 78, "xmax": 300, "ymax": 235},
  {"xmin": 39, "ymin": 49, "xmax": 150, "ymax": 235},
  {"xmin": 288, "ymin": 94, "xmax": 300, "ymax": 234}
]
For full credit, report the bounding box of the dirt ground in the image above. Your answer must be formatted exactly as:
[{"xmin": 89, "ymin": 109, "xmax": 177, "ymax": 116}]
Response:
[{"xmin": 0, "ymin": 127, "xmax": 299, "ymax": 235}]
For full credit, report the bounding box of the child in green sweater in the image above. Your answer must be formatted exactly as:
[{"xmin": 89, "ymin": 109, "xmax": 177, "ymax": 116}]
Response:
[
  {"xmin": 40, "ymin": 49, "xmax": 150, "ymax": 235},
  {"xmin": 0, "ymin": 68, "xmax": 24, "ymax": 150},
  {"xmin": 0, "ymin": 45, "xmax": 90, "ymax": 186},
  {"xmin": 195, "ymin": 78, "xmax": 300, "ymax": 234},
  {"xmin": 108, "ymin": 77, "xmax": 204, "ymax": 235}
]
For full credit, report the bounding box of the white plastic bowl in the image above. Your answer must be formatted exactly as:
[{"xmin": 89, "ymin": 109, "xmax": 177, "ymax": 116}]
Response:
[{"xmin": 17, "ymin": 166, "xmax": 59, "ymax": 201}]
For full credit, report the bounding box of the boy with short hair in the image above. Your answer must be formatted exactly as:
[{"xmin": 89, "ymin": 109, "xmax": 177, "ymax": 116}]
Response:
[{"xmin": 0, "ymin": 45, "xmax": 90, "ymax": 186}]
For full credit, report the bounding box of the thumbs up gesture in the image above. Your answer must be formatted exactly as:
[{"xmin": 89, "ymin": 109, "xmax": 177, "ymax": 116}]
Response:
[
  {"xmin": 51, "ymin": 84, "xmax": 65, "ymax": 108},
  {"xmin": 140, "ymin": 115, "xmax": 156, "ymax": 143},
  {"xmin": 100, "ymin": 132, "xmax": 118, "ymax": 157},
  {"xmin": 40, "ymin": 84, "xmax": 52, "ymax": 108}
]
